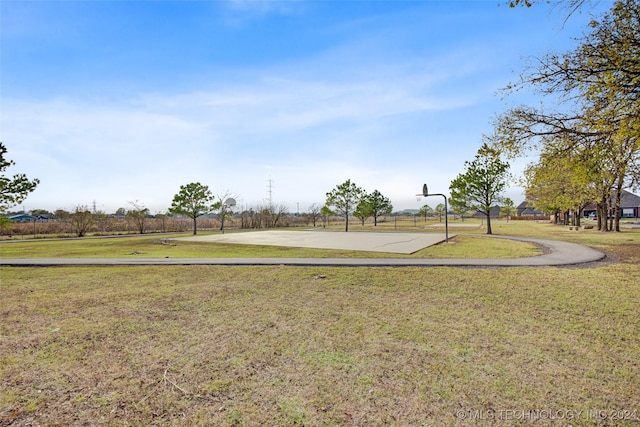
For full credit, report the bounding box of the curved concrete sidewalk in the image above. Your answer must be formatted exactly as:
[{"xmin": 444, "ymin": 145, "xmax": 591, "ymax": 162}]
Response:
[{"xmin": 0, "ymin": 236, "xmax": 605, "ymax": 267}]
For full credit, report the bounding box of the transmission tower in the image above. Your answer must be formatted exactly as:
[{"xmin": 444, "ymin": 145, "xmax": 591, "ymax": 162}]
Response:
[{"xmin": 266, "ymin": 177, "xmax": 274, "ymax": 209}]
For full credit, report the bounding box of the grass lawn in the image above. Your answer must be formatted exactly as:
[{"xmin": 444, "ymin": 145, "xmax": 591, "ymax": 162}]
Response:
[{"xmin": 1, "ymin": 222, "xmax": 639, "ymax": 426}]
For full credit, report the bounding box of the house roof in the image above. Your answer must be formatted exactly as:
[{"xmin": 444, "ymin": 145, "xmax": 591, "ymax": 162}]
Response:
[
  {"xmin": 517, "ymin": 200, "xmax": 544, "ymax": 215},
  {"xmin": 473, "ymin": 205, "xmax": 502, "ymax": 217},
  {"xmin": 515, "ymin": 190, "xmax": 640, "ymax": 212},
  {"xmin": 521, "ymin": 208, "xmax": 541, "ymax": 215},
  {"xmin": 621, "ymin": 190, "xmax": 640, "ymax": 208},
  {"xmin": 9, "ymin": 214, "xmax": 36, "ymax": 221},
  {"xmin": 584, "ymin": 191, "xmax": 640, "ymax": 209}
]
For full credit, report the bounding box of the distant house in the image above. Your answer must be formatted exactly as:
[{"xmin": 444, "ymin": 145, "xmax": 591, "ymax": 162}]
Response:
[
  {"xmin": 516, "ymin": 201, "xmax": 544, "ymax": 217},
  {"xmin": 583, "ymin": 190, "xmax": 640, "ymax": 218},
  {"xmin": 622, "ymin": 191, "xmax": 640, "ymax": 218},
  {"xmin": 473, "ymin": 205, "xmax": 502, "ymax": 218},
  {"xmin": 8, "ymin": 214, "xmax": 36, "ymax": 222},
  {"xmin": 7, "ymin": 213, "xmax": 50, "ymax": 222}
]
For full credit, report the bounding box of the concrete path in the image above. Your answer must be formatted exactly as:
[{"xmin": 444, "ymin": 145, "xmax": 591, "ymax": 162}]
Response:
[{"xmin": 0, "ymin": 233, "xmax": 605, "ymax": 267}]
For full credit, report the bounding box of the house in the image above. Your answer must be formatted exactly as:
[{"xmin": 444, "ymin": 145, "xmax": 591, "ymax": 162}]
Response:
[
  {"xmin": 516, "ymin": 201, "xmax": 544, "ymax": 217},
  {"xmin": 621, "ymin": 191, "xmax": 640, "ymax": 217},
  {"xmin": 8, "ymin": 214, "xmax": 36, "ymax": 222},
  {"xmin": 583, "ymin": 190, "xmax": 640, "ymax": 218},
  {"xmin": 7, "ymin": 213, "xmax": 50, "ymax": 222},
  {"xmin": 473, "ymin": 205, "xmax": 502, "ymax": 218}
]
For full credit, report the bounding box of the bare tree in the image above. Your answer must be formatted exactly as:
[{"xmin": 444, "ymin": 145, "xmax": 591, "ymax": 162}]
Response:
[
  {"xmin": 507, "ymin": 0, "xmax": 595, "ymax": 23},
  {"xmin": 270, "ymin": 203, "xmax": 289, "ymax": 228},
  {"xmin": 126, "ymin": 200, "xmax": 149, "ymax": 234},
  {"xmin": 211, "ymin": 191, "xmax": 237, "ymax": 231},
  {"xmin": 306, "ymin": 203, "xmax": 322, "ymax": 227},
  {"xmin": 70, "ymin": 205, "xmax": 96, "ymax": 237}
]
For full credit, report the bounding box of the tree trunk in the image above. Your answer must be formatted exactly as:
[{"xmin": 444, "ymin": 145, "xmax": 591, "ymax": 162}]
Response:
[
  {"xmin": 345, "ymin": 213, "xmax": 349, "ymax": 232},
  {"xmin": 485, "ymin": 211, "xmax": 492, "ymax": 235},
  {"xmin": 597, "ymin": 199, "xmax": 606, "ymax": 231},
  {"xmin": 193, "ymin": 217, "xmax": 197, "ymax": 235},
  {"xmin": 614, "ymin": 184, "xmax": 623, "ymax": 232}
]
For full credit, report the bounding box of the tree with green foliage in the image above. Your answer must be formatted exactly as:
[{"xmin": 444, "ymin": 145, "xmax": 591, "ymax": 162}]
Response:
[
  {"xmin": 496, "ymin": 0, "xmax": 640, "ymax": 232},
  {"xmin": 434, "ymin": 203, "xmax": 446, "ymax": 223},
  {"xmin": 320, "ymin": 205, "xmax": 335, "ymax": 229},
  {"xmin": 0, "ymin": 142, "xmax": 40, "ymax": 213},
  {"xmin": 448, "ymin": 195, "xmax": 468, "ymax": 217},
  {"xmin": 353, "ymin": 197, "xmax": 372, "ymax": 226},
  {"xmin": 0, "ymin": 216, "xmax": 13, "ymax": 235},
  {"xmin": 169, "ymin": 182, "xmax": 213, "ymax": 235},
  {"xmin": 325, "ymin": 179, "xmax": 364, "ymax": 232},
  {"xmin": 449, "ymin": 196, "xmax": 474, "ymax": 221},
  {"xmin": 523, "ymin": 145, "xmax": 597, "ymax": 226},
  {"xmin": 361, "ymin": 189, "xmax": 393, "ymax": 226},
  {"xmin": 500, "ymin": 198, "xmax": 516, "ymax": 222},
  {"xmin": 449, "ymin": 143, "xmax": 511, "ymax": 235},
  {"xmin": 417, "ymin": 204, "xmax": 433, "ymax": 221}
]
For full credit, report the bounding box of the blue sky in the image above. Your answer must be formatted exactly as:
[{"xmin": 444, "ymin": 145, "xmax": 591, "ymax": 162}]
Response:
[{"xmin": 1, "ymin": 0, "xmax": 611, "ymax": 214}]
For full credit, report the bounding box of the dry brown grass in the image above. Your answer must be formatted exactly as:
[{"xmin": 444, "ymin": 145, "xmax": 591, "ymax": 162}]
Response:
[{"xmin": 2, "ymin": 241, "xmax": 640, "ymax": 426}]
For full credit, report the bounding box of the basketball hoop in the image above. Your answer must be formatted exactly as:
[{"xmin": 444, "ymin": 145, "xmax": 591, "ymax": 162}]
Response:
[
  {"xmin": 416, "ymin": 182, "xmax": 449, "ymax": 243},
  {"xmin": 221, "ymin": 198, "xmax": 237, "ymax": 234},
  {"xmin": 415, "ymin": 183, "xmax": 428, "ymax": 201}
]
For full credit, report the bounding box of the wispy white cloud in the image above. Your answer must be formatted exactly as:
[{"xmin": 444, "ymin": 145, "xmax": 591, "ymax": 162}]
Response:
[
  {"xmin": 226, "ymin": 0, "xmax": 304, "ymax": 14},
  {"xmin": 218, "ymin": 0, "xmax": 308, "ymax": 29},
  {"xmin": 4, "ymin": 51, "xmax": 483, "ymax": 212},
  {"xmin": 4, "ymin": 0, "xmax": 592, "ymax": 213}
]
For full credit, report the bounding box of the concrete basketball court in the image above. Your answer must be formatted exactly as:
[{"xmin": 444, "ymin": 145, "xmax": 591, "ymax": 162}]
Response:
[{"xmin": 174, "ymin": 230, "xmax": 452, "ymax": 254}]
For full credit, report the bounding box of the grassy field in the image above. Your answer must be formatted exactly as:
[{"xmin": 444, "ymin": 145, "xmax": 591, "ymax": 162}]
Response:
[{"xmin": 1, "ymin": 222, "xmax": 639, "ymax": 426}]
